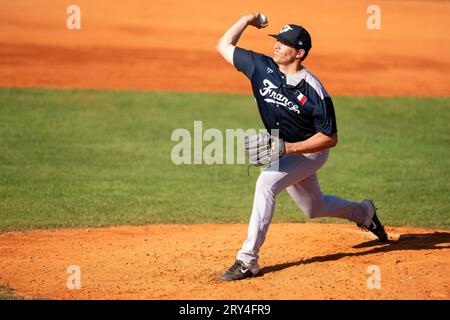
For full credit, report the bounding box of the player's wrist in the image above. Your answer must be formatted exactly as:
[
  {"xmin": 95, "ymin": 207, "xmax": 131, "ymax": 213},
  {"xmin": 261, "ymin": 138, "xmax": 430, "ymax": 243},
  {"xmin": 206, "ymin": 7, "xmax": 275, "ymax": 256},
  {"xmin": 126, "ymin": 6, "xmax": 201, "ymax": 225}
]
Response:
[{"xmin": 284, "ymin": 142, "xmax": 292, "ymax": 155}]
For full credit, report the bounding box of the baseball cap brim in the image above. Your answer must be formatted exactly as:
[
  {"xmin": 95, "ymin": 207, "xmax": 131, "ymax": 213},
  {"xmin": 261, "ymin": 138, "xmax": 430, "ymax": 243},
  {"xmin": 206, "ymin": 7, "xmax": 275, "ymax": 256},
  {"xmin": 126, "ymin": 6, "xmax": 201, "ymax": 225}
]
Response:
[{"xmin": 269, "ymin": 34, "xmax": 301, "ymax": 49}]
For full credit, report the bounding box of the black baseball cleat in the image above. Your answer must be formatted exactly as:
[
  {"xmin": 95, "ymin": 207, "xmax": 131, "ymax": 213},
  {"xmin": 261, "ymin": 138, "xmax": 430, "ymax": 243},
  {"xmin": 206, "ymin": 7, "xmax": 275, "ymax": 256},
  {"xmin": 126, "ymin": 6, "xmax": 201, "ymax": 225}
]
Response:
[
  {"xmin": 219, "ymin": 260, "xmax": 259, "ymax": 281},
  {"xmin": 357, "ymin": 199, "xmax": 388, "ymax": 242}
]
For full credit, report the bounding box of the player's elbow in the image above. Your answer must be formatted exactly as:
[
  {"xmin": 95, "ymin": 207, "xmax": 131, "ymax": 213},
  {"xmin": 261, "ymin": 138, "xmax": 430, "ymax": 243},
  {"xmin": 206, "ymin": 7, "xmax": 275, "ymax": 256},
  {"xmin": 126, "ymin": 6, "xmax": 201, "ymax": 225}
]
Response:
[
  {"xmin": 216, "ymin": 37, "xmax": 227, "ymax": 53},
  {"xmin": 216, "ymin": 39, "xmax": 231, "ymax": 55},
  {"xmin": 216, "ymin": 40, "xmax": 234, "ymax": 65},
  {"xmin": 322, "ymin": 132, "xmax": 338, "ymax": 149},
  {"xmin": 329, "ymin": 133, "xmax": 338, "ymax": 148},
  {"xmin": 215, "ymin": 42, "xmax": 225, "ymax": 58}
]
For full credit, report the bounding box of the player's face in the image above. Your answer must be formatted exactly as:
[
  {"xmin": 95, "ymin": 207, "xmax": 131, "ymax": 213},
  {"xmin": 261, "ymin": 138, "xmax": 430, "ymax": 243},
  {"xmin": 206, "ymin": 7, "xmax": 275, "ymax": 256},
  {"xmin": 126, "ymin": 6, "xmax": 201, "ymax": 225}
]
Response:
[{"xmin": 273, "ymin": 41, "xmax": 302, "ymax": 65}]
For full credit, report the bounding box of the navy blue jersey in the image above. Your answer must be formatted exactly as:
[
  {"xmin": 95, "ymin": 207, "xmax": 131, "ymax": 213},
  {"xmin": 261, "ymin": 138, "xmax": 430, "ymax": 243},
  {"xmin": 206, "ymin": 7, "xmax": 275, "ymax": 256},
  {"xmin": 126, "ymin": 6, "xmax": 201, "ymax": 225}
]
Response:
[{"xmin": 233, "ymin": 47, "xmax": 337, "ymax": 143}]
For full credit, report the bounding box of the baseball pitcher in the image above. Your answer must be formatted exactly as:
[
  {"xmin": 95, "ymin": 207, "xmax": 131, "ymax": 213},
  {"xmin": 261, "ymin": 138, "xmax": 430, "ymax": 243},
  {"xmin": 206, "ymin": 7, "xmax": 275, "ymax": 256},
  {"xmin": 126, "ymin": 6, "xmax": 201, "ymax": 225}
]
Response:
[{"xmin": 216, "ymin": 13, "xmax": 388, "ymax": 281}]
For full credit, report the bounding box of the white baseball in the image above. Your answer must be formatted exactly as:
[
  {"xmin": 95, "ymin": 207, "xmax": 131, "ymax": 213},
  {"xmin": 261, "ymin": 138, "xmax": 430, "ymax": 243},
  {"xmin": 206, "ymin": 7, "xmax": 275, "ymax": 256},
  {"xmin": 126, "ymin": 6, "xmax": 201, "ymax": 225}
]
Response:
[{"xmin": 258, "ymin": 14, "xmax": 268, "ymax": 25}]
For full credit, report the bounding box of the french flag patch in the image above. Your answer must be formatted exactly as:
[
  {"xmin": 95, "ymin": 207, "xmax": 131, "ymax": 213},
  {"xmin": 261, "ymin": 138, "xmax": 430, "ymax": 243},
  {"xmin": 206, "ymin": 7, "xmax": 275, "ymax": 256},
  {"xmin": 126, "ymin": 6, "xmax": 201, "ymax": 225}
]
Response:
[{"xmin": 297, "ymin": 92, "xmax": 308, "ymax": 106}]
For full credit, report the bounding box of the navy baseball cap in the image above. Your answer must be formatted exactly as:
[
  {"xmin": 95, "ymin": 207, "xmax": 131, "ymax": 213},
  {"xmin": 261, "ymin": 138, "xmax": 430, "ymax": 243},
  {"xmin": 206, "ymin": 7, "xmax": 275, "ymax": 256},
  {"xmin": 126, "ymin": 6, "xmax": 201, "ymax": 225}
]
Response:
[{"xmin": 269, "ymin": 24, "xmax": 312, "ymax": 50}]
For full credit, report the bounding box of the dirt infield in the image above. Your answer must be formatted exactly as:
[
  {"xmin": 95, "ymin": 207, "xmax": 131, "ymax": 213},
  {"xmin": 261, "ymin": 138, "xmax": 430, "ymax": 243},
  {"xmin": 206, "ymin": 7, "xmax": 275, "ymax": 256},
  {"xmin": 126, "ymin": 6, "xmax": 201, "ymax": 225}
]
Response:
[
  {"xmin": 1, "ymin": 0, "xmax": 449, "ymax": 300},
  {"xmin": 1, "ymin": 0, "xmax": 449, "ymax": 96},
  {"xmin": 0, "ymin": 223, "xmax": 449, "ymax": 300}
]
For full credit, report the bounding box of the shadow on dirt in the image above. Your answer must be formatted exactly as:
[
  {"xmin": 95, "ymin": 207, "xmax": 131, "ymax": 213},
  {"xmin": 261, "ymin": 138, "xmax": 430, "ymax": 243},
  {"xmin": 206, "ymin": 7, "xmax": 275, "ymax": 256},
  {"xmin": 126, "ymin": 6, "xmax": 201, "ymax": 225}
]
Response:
[{"xmin": 259, "ymin": 231, "xmax": 450, "ymax": 276}]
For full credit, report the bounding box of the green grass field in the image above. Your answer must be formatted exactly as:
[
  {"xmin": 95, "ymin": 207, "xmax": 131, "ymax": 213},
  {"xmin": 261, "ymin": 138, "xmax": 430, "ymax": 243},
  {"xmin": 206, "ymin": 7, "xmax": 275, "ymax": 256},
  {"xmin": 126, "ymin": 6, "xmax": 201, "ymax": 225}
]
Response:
[
  {"xmin": 0, "ymin": 284, "xmax": 25, "ymax": 300},
  {"xmin": 0, "ymin": 88, "xmax": 449, "ymax": 232}
]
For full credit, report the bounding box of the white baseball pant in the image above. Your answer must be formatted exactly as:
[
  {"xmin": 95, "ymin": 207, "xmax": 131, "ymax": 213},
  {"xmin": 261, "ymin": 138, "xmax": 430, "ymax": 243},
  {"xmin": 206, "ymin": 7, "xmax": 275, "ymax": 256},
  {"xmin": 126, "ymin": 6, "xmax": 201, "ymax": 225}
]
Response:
[{"xmin": 237, "ymin": 149, "xmax": 372, "ymax": 265}]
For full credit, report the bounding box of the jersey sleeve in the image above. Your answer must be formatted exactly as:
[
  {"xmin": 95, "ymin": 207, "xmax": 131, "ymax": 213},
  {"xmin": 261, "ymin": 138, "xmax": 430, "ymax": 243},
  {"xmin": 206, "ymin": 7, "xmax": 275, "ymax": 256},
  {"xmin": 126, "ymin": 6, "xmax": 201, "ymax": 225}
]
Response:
[
  {"xmin": 312, "ymin": 96, "xmax": 338, "ymax": 136},
  {"xmin": 232, "ymin": 47, "xmax": 257, "ymax": 79}
]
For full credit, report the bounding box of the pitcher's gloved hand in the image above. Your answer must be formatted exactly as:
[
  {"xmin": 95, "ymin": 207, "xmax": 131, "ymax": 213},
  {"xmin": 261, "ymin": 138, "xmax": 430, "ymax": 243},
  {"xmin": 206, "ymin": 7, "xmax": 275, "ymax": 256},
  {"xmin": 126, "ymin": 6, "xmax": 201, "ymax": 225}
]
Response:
[{"xmin": 244, "ymin": 133, "xmax": 285, "ymax": 166}]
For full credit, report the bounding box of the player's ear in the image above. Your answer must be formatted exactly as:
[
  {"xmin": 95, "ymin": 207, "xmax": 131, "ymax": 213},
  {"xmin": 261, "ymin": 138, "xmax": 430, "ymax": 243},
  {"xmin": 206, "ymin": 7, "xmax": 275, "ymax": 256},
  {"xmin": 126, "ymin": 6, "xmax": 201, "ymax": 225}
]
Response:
[{"xmin": 296, "ymin": 49, "xmax": 305, "ymax": 60}]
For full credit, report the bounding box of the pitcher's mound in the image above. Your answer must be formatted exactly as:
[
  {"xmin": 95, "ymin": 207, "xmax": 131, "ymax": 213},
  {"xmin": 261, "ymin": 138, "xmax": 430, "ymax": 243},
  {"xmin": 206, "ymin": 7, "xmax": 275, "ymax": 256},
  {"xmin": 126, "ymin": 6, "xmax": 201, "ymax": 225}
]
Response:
[{"xmin": 0, "ymin": 223, "xmax": 449, "ymax": 299}]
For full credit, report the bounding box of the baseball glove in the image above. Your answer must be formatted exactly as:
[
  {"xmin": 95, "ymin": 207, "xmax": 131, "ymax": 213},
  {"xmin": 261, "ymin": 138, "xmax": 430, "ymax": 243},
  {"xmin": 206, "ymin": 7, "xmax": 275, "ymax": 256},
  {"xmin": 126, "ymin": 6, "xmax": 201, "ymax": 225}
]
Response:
[{"xmin": 244, "ymin": 132, "xmax": 285, "ymax": 166}]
